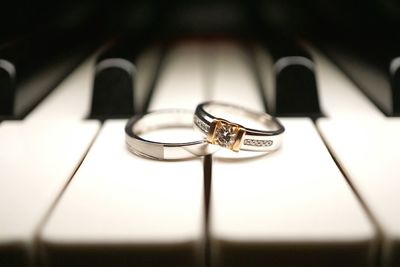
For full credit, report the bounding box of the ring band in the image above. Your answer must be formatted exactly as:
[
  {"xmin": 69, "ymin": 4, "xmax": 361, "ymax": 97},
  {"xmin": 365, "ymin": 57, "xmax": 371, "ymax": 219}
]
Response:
[
  {"xmin": 125, "ymin": 109, "xmax": 219, "ymax": 160},
  {"xmin": 194, "ymin": 102, "xmax": 285, "ymax": 152}
]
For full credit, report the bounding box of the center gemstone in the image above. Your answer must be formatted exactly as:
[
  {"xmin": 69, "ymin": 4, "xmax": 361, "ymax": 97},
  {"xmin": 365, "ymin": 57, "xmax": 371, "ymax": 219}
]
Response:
[{"xmin": 216, "ymin": 124, "xmax": 236, "ymax": 148}]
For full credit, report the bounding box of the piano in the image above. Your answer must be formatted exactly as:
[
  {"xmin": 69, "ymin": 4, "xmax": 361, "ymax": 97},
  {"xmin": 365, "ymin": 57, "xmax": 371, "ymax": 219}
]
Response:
[{"xmin": 1, "ymin": 1, "xmax": 400, "ymax": 266}]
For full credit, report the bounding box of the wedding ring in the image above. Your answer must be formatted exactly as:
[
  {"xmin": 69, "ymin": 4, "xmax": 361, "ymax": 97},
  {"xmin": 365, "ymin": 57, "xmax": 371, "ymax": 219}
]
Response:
[
  {"xmin": 194, "ymin": 102, "xmax": 285, "ymax": 152},
  {"xmin": 125, "ymin": 109, "xmax": 219, "ymax": 160}
]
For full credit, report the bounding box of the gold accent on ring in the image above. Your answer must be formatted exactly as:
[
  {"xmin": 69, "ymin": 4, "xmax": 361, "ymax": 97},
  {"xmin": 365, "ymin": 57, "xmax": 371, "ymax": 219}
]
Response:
[{"xmin": 207, "ymin": 119, "xmax": 245, "ymax": 152}]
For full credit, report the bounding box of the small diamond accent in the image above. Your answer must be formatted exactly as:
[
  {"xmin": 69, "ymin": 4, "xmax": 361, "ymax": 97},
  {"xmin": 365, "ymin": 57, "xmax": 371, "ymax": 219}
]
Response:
[
  {"xmin": 244, "ymin": 139, "xmax": 273, "ymax": 147},
  {"xmin": 194, "ymin": 116, "xmax": 209, "ymax": 133},
  {"xmin": 216, "ymin": 124, "xmax": 236, "ymax": 148}
]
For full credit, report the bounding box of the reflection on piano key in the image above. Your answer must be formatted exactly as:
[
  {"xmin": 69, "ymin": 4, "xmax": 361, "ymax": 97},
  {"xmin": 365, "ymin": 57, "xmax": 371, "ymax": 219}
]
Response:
[
  {"xmin": 208, "ymin": 42, "xmax": 376, "ymax": 267},
  {"xmin": 39, "ymin": 42, "xmax": 209, "ymax": 267}
]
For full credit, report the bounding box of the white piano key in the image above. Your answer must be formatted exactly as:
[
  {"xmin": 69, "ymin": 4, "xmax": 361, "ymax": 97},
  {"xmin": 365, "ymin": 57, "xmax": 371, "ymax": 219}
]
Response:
[
  {"xmin": 312, "ymin": 41, "xmax": 400, "ymax": 266},
  {"xmin": 24, "ymin": 52, "xmax": 98, "ymax": 122},
  {"xmin": 149, "ymin": 41, "xmax": 207, "ymax": 110},
  {"xmin": 318, "ymin": 118, "xmax": 400, "ymax": 267},
  {"xmin": 134, "ymin": 45, "xmax": 163, "ymax": 113},
  {"xmin": 209, "ymin": 43, "xmax": 376, "ymax": 267},
  {"xmin": 0, "ymin": 120, "xmax": 99, "ymax": 266},
  {"xmin": 39, "ymin": 42, "xmax": 208, "ymax": 267},
  {"xmin": 208, "ymin": 42, "xmax": 264, "ymax": 109},
  {"xmin": 305, "ymin": 44, "xmax": 384, "ymax": 120},
  {"xmin": 253, "ymin": 44, "xmax": 275, "ymax": 113},
  {"xmin": 0, "ymin": 49, "xmax": 105, "ymax": 266}
]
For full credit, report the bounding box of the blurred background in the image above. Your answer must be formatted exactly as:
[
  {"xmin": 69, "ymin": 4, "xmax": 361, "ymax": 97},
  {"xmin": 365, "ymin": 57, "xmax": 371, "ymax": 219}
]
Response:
[{"xmin": 2, "ymin": 0, "xmax": 400, "ymax": 45}]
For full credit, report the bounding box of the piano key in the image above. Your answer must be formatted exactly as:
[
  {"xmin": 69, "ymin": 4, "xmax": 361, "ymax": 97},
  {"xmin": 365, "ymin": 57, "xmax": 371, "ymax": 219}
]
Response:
[
  {"xmin": 39, "ymin": 42, "xmax": 208, "ymax": 267},
  {"xmin": 254, "ymin": 36, "xmax": 322, "ymax": 117},
  {"xmin": 149, "ymin": 41, "xmax": 206, "ymax": 110},
  {"xmin": 208, "ymin": 42, "xmax": 376, "ymax": 267},
  {"xmin": 305, "ymin": 44, "xmax": 384, "ymax": 120},
  {"xmin": 318, "ymin": 119, "xmax": 400, "ymax": 267},
  {"xmin": 0, "ymin": 51, "xmax": 14, "ymax": 116},
  {"xmin": 23, "ymin": 52, "xmax": 99, "ymax": 122},
  {"xmin": 0, "ymin": 121, "xmax": 99, "ymax": 267},
  {"xmin": 0, "ymin": 50, "xmax": 104, "ymax": 266},
  {"xmin": 89, "ymin": 37, "xmax": 162, "ymax": 119},
  {"xmin": 208, "ymin": 42, "xmax": 263, "ymax": 107},
  {"xmin": 0, "ymin": 33, "xmax": 97, "ymax": 120},
  {"xmin": 311, "ymin": 40, "xmax": 400, "ymax": 266},
  {"xmin": 316, "ymin": 40, "xmax": 400, "ymax": 116},
  {"xmin": 134, "ymin": 45, "xmax": 164, "ymax": 113}
]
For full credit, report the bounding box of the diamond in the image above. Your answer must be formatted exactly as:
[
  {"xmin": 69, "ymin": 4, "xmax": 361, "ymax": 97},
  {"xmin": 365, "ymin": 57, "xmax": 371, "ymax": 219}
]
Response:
[
  {"xmin": 194, "ymin": 116, "xmax": 209, "ymax": 133},
  {"xmin": 216, "ymin": 124, "xmax": 236, "ymax": 148},
  {"xmin": 244, "ymin": 139, "xmax": 273, "ymax": 147}
]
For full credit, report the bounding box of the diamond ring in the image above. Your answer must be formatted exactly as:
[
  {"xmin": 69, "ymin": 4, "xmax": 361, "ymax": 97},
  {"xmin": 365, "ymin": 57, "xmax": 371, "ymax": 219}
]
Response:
[{"xmin": 193, "ymin": 102, "xmax": 285, "ymax": 152}]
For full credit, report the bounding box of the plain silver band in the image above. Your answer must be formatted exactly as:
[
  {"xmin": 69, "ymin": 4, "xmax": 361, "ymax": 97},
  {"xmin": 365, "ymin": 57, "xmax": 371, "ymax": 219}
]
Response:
[
  {"xmin": 125, "ymin": 109, "xmax": 219, "ymax": 160},
  {"xmin": 194, "ymin": 102, "xmax": 285, "ymax": 152}
]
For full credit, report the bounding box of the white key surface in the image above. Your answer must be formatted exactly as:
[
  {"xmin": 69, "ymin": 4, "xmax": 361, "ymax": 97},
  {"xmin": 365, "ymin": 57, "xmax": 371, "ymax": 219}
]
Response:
[
  {"xmin": 253, "ymin": 44, "xmax": 275, "ymax": 113},
  {"xmin": 318, "ymin": 118, "xmax": 400, "ymax": 267},
  {"xmin": 306, "ymin": 45, "xmax": 384, "ymax": 120},
  {"xmin": 0, "ymin": 120, "xmax": 99, "ymax": 265},
  {"xmin": 39, "ymin": 42, "xmax": 209, "ymax": 267},
  {"xmin": 208, "ymin": 43, "xmax": 376, "ymax": 267},
  {"xmin": 208, "ymin": 42, "xmax": 264, "ymax": 109},
  {"xmin": 149, "ymin": 41, "xmax": 207, "ymax": 110},
  {"xmin": 310, "ymin": 41, "xmax": 400, "ymax": 266},
  {"xmin": 134, "ymin": 46, "xmax": 163, "ymax": 113},
  {"xmin": 24, "ymin": 53, "xmax": 98, "ymax": 122}
]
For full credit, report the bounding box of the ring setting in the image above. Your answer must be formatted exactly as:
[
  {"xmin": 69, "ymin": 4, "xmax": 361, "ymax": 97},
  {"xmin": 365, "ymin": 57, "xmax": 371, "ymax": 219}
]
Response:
[{"xmin": 208, "ymin": 119, "xmax": 245, "ymax": 152}]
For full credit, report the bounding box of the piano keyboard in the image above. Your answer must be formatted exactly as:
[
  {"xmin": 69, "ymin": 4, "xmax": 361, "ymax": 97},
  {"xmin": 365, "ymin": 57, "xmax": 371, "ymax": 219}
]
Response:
[{"xmin": 1, "ymin": 37, "xmax": 399, "ymax": 267}]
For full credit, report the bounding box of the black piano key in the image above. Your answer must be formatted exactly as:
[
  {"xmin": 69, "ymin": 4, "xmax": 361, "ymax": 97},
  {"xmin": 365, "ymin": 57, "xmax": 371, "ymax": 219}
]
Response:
[
  {"xmin": 393, "ymin": 64, "xmax": 400, "ymax": 115},
  {"xmin": 89, "ymin": 36, "xmax": 162, "ymax": 120},
  {"xmin": 317, "ymin": 40, "xmax": 400, "ymax": 116},
  {"xmin": 262, "ymin": 36, "xmax": 322, "ymax": 118},
  {"xmin": 0, "ymin": 52, "xmax": 14, "ymax": 115},
  {"xmin": 90, "ymin": 51, "xmax": 135, "ymax": 119}
]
